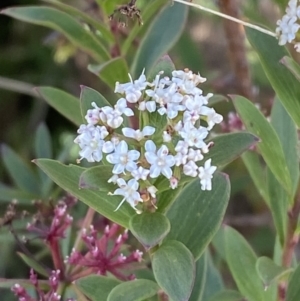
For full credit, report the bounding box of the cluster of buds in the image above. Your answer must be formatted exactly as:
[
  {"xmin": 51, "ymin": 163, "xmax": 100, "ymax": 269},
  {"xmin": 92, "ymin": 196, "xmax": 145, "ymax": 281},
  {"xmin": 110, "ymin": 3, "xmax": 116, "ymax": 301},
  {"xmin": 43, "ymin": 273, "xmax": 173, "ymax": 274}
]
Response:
[
  {"xmin": 74, "ymin": 68, "xmax": 223, "ymax": 211},
  {"xmin": 276, "ymin": 0, "xmax": 300, "ymax": 51},
  {"xmin": 66, "ymin": 223, "xmax": 143, "ymax": 281},
  {"xmin": 11, "ymin": 269, "xmax": 73, "ymax": 301}
]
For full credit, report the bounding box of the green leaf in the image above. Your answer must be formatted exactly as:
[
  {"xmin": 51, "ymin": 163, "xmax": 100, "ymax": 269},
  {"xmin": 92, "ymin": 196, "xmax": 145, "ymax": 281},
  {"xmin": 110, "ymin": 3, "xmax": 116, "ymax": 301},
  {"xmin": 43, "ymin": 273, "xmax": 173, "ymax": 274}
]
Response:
[
  {"xmin": 108, "ymin": 279, "xmax": 159, "ymax": 301},
  {"xmin": 43, "ymin": 0, "xmax": 114, "ymax": 42},
  {"xmin": 17, "ymin": 252, "xmax": 49, "ymax": 278},
  {"xmin": 270, "ymin": 98, "xmax": 299, "ymax": 196},
  {"xmin": 147, "ymin": 55, "xmax": 175, "ymax": 82},
  {"xmin": 79, "ymin": 165, "xmax": 115, "ymax": 191},
  {"xmin": 37, "ymin": 87, "xmax": 82, "ymax": 126},
  {"xmin": 152, "ymin": 240, "xmax": 195, "ymax": 301},
  {"xmin": 80, "ymin": 86, "xmax": 111, "ymax": 120},
  {"xmin": 34, "ymin": 159, "xmax": 135, "ymax": 228},
  {"xmin": 0, "ymin": 183, "xmax": 37, "ymax": 203},
  {"xmin": 1, "ymin": 6, "xmax": 110, "ymax": 61},
  {"xmin": 287, "ymin": 264, "xmax": 300, "ymax": 301},
  {"xmin": 129, "ymin": 212, "xmax": 170, "ymax": 250},
  {"xmin": 166, "ymin": 172, "xmax": 230, "ymax": 259},
  {"xmin": 0, "ymin": 278, "xmax": 49, "ymax": 289},
  {"xmin": 88, "ymin": 57, "xmax": 129, "ymax": 91},
  {"xmin": 132, "ymin": 2, "xmax": 188, "ymax": 77},
  {"xmin": 256, "ymin": 256, "xmax": 292, "ymax": 287},
  {"xmin": 204, "ymin": 132, "xmax": 258, "ymax": 168},
  {"xmin": 232, "ymin": 95, "xmax": 292, "ymax": 193},
  {"xmin": 281, "ymin": 56, "xmax": 300, "ymax": 82},
  {"xmin": 76, "ymin": 275, "xmax": 121, "ymax": 301},
  {"xmin": 190, "ymin": 251, "xmax": 223, "ymax": 301},
  {"xmin": 267, "ymin": 98, "xmax": 298, "ymax": 243},
  {"xmin": 34, "ymin": 123, "xmax": 53, "ymax": 197},
  {"xmin": 245, "ymin": 28, "xmax": 300, "ymax": 128},
  {"xmin": 225, "ymin": 226, "xmax": 270, "ymax": 301},
  {"xmin": 35, "ymin": 123, "xmax": 52, "ymax": 159},
  {"xmin": 1, "ymin": 145, "xmax": 40, "ymax": 195},
  {"xmin": 208, "ymin": 290, "xmax": 245, "ymax": 301},
  {"xmin": 242, "ymin": 151, "xmax": 269, "ymax": 204}
]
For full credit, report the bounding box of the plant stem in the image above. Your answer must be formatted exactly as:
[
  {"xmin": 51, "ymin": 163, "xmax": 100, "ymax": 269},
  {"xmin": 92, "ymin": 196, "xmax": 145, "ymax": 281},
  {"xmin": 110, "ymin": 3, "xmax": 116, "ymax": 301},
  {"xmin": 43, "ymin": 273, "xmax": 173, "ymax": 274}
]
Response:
[
  {"xmin": 173, "ymin": 0, "xmax": 276, "ymax": 37},
  {"xmin": 50, "ymin": 238, "xmax": 65, "ymax": 278}
]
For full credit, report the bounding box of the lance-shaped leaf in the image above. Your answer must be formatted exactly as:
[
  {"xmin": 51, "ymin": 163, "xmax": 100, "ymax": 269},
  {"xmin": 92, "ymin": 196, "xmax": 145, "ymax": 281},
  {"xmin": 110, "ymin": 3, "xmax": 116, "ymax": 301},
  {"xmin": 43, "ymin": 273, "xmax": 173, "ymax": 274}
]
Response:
[
  {"xmin": 36, "ymin": 87, "xmax": 82, "ymax": 126},
  {"xmin": 225, "ymin": 227, "xmax": 273, "ymax": 301},
  {"xmin": 129, "ymin": 212, "xmax": 170, "ymax": 250},
  {"xmin": 76, "ymin": 275, "xmax": 121, "ymax": 301},
  {"xmin": 34, "ymin": 159, "xmax": 135, "ymax": 228},
  {"xmin": 232, "ymin": 95, "xmax": 292, "ymax": 193},
  {"xmin": 152, "ymin": 240, "xmax": 195, "ymax": 301},
  {"xmin": 17, "ymin": 252, "xmax": 49, "ymax": 278},
  {"xmin": 245, "ymin": 28, "xmax": 300, "ymax": 128},
  {"xmin": 166, "ymin": 172, "xmax": 230, "ymax": 260},
  {"xmin": 1, "ymin": 6, "xmax": 110, "ymax": 62},
  {"xmin": 242, "ymin": 151, "xmax": 269, "ymax": 204},
  {"xmin": 147, "ymin": 55, "xmax": 175, "ymax": 82},
  {"xmin": 43, "ymin": 0, "xmax": 114, "ymax": 42},
  {"xmin": 79, "ymin": 165, "xmax": 115, "ymax": 191},
  {"xmin": 287, "ymin": 264, "xmax": 300, "ymax": 301},
  {"xmin": 88, "ymin": 57, "xmax": 129, "ymax": 91},
  {"xmin": 80, "ymin": 86, "xmax": 111, "ymax": 119},
  {"xmin": 256, "ymin": 257, "xmax": 292, "ymax": 287},
  {"xmin": 131, "ymin": 2, "xmax": 188, "ymax": 77},
  {"xmin": 1, "ymin": 145, "xmax": 40, "ymax": 195},
  {"xmin": 108, "ymin": 279, "xmax": 159, "ymax": 301},
  {"xmin": 190, "ymin": 251, "xmax": 223, "ymax": 301},
  {"xmin": 281, "ymin": 56, "xmax": 300, "ymax": 82}
]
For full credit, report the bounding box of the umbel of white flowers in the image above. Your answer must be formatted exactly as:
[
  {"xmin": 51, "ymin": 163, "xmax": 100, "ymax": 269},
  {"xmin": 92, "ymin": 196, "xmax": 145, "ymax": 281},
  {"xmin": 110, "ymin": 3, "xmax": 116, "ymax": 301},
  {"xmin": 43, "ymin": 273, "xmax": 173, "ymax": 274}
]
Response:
[
  {"xmin": 74, "ymin": 69, "xmax": 223, "ymax": 211},
  {"xmin": 276, "ymin": 0, "xmax": 300, "ymax": 51}
]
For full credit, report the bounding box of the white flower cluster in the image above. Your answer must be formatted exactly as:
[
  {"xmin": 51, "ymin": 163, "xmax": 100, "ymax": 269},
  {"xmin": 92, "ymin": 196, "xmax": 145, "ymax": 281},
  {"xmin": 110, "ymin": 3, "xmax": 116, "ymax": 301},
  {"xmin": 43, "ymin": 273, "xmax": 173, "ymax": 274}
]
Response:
[
  {"xmin": 276, "ymin": 0, "xmax": 300, "ymax": 51},
  {"xmin": 74, "ymin": 69, "xmax": 223, "ymax": 211}
]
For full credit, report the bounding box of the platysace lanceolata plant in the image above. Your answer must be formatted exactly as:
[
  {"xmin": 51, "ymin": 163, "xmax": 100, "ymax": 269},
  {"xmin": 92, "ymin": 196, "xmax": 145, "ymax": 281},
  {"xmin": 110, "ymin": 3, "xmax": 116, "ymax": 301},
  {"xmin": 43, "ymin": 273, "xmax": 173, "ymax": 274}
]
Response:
[{"xmin": 74, "ymin": 69, "xmax": 223, "ymax": 211}]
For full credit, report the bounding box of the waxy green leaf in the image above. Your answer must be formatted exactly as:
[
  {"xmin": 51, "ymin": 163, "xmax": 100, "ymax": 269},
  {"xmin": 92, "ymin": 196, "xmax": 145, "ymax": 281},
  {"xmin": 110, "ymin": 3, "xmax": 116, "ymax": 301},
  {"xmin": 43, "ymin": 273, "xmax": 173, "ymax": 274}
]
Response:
[
  {"xmin": 17, "ymin": 252, "xmax": 49, "ymax": 278},
  {"xmin": 1, "ymin": 145, "xmax": 40, "ymax": 195},
  {"xmin": 37, "ymin": 87, "xmax": 82, "ymax": 126},
  {"xmin": 246, "ymin": 28, "xmax": 300, "ymax": 128},
  {"xmin": 190, "ymin": 251, "xmax": 223, "ymax": 301},
  {"xmin": 79, "ymin": 165, "xmax": 115, "ymax": 191},
  {"xmin": 129, "ymin": 212, "xmax": 170, "ymax": 250},
  {"xmin": 1, "ymin": 6, "xmax": 110, "ymax": 62},
  {"xmin": 80, "ymin": 86, "xmax": 111, "ymax": 120},
  {"xmin": 132, "ymin": 2, "xmax": 188, "ymax": 77},
  {"xmin": 233, "ymin": 95, "xmax": 292, "ymax": 193},
  {"xmin": 225, "ymin": 227, "xmax": 272, "ymax": 301},
  {"xmin": 34, "ymin": 159, "xmax": 134, "ymax": 227},
  {"xmin": 88, "ymin": 57, "xmax": 129, "ymax": 91},
  {"xmin": 76, "ymin": 275, "xmax": 121, "ymax": 301},
  {"xmin": 287, "ymin": 264, "xmax": 300, "ymax": 301},
  {"xmin": 147, "ymin": 55, "xmax": 175, "ymax": 82},
  {"xmin": 166, "ymin": 172, "xmax": 230, "ymax": 259},
  {"xmin": 108, "ymin": 279, "xmax": 159, "ymax": 301},
  {"xmin": 152, "ymin": 240, "xmax": 195, "ymax": 301},
  {"xmin": 256, "ymin": 257, "xmax": 292, "ymax": 286},
  {"xmin": 281, "ymin": 56, "xmax": 300, "ymax": 82}
]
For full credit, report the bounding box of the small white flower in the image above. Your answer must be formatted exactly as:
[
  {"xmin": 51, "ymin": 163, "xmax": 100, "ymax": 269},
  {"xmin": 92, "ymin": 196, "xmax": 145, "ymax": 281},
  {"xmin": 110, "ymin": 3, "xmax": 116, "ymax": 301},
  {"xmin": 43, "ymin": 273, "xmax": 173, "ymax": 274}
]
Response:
[
  {"xmin": 106, "ymin": 141, "xmax": 140, "ymax": 174},
  {"xmin": 131, "ymin": 166, "xmax": 150, "ymax": 181},
  {"xmin": 108, "ymin": 175, "xmax": 119, "ymax": 184},
  {"xmin": 187, "ymin": 148, "xmax": 203, "ymax": 162},
  {"xmin": 115, "ymin": 98, "xmax": 134, "ymax": 116},
  {"xmin": 85, "ymin": 102, "xmax": 101, "ymax": 125},
  {"xmin": 198, "ymin": 159, "xmax": 217, "ymax": 190},
  {"xmin": 183, "ymin": 161, "xmax": 198, "ymax": 177},
  {"xmin": 179, "ymin": 123, "xmax": 208, "ymax": 148},
  {"xmin": 163, "ymin": 131, "xmax": 172, "ymax": 142},
  {"xmin": 200, "ymin": 106, "xmax": 223, "ymax": 130},
  {"xmin": 113, "ymin": 178, "xmax": 143, "ymax": 210},
  {"xmin": 145, "ymin": 140, "xmax": 175, "ymax": 179},
  {"xmin": 100, "ymin": 106, "xmax": 123, "ymax": 129},
  {"xmin": 122, "ymin": 126, "xmax": 155, "ymax": 141},
  {"xmin": 147, "ymin": 185, "xmax": 158, "ymax": 198},
  {"xmin": 169, "ymin": 177, "xmax": 178, "ymax": 189}
]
